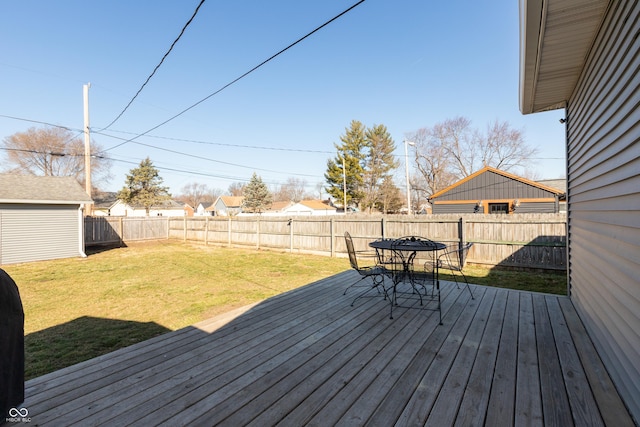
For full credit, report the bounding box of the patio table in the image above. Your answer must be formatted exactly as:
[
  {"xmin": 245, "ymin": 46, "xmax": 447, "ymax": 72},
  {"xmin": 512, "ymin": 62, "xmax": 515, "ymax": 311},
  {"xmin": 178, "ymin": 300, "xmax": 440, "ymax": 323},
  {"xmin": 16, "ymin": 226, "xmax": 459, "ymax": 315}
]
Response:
[{"xmin": 369, "ymin": 237, "xmax": 445, "ymax": 321}]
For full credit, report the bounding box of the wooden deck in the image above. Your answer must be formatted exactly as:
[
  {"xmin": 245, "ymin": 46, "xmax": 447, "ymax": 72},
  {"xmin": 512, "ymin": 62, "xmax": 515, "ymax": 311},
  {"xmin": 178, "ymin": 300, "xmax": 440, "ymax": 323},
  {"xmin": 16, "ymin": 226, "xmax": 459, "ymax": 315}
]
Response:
[{"xmin": 21, "ymin": 271, "xmax": 634, "ymax": 426}]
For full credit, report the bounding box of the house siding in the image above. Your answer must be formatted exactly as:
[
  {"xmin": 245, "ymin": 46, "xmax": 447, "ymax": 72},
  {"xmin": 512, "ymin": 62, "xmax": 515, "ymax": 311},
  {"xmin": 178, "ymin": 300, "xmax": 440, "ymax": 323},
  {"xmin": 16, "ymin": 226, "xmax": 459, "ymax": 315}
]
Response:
[
  {"xmin": 432, "ymin": 203, "xmax": 477, "ymax": 214},
  {"xmin": 430, "ymin": 169, "xmax": 563, "ymax": 214},
  {"xmin": 435, "ymin": 170, "xmax": 557, "ymax": 201},
  {"xmin": 517, "ymin": 201, "xmax": 557, "ymax": 213},
  {"xmin": 566, "ymin": 0, "xmax": 640, "ymax": 421},
  {"xmin": 0, "ymin": 204, "xmax": 82, "ymax": 265}
]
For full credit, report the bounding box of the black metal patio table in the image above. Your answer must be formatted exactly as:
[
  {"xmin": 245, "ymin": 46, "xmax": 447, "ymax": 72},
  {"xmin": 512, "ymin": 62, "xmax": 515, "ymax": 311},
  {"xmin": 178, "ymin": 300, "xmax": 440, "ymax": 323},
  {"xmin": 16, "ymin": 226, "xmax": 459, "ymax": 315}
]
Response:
[{"xmin": 369, "ymin": 237, "xmax": 445, "ymax": 322}]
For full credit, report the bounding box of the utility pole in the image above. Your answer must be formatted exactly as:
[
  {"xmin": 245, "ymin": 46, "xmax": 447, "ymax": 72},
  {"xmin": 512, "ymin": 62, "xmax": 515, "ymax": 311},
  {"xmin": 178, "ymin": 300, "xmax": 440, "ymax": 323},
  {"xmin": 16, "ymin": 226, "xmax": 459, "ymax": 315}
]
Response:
[
  {"xmin": 83, "ymin": 83, "xmax": 92, "ymax": 215},
  {"xmin": 342, "ymin": 156, "xmax": 347, "ymax": 214},
  {"xmin": 404, "ymin": 139, "xmax": 415, "ymax": 214}
]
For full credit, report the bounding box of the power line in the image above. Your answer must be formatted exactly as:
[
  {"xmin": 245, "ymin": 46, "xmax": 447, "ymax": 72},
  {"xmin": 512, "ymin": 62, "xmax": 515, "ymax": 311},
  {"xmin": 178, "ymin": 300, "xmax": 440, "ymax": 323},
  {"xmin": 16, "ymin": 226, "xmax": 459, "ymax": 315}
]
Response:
[
  {"xmin": 96, "ymin": 130, "xmax": 320, "ymax": 178},
  {"xmin": 0, "ymin": 113, "xmax": 79, "ymax": 132},
  {"xmin": 93, "ymin": 128, "xmax": 334, "ymax": 154},
  {"xmin": 106, "ymin": 155, "xmax": 314, "ymax": 187},
  {"xmin": 0, "ymin": 147, "xmax": 313, "ymax": 186},
  {"xmin": 102, "ymin": 0, "xmax": 367, "ymax": 153},
  {"xmin": 99, "ymin": 0, "xmax": 207, "ymax": 131},
  {"xmin": 1, "ymin": 113, "xmax": 328, "ymax": 180},
  {"xmin": 1, "ymin": 113, "xmax": 332, "ymax": 155}
]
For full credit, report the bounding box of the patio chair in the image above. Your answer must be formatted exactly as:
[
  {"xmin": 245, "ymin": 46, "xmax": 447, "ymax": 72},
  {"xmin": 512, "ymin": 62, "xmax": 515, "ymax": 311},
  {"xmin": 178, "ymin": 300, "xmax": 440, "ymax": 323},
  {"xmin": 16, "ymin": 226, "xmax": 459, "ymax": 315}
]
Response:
[
  {"xmin": 437, "ymin": 242, "xmax": 475, "ymax": 299},
  {"xmin": 344, "ymin": 232, "xmax": 387, "ymax": 306}
]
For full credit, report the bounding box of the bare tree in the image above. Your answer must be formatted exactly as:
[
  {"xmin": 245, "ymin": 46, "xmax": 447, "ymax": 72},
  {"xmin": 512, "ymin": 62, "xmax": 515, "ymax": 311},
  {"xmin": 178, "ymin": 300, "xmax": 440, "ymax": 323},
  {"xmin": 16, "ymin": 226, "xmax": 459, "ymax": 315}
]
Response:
[
  {"xmin": 177, "ymin": 182, "xmax": 210, "ymax": 208},
  {"xmin": 481, "ymin": 120, "xmax": 537, "ymax": 171},
  {"xmin": 2, "ymin": 126, "xmax": 112, "ymax": 189},
  {"xmin": 314, "ymin": 182, "xmax": 324, "ymax": 200},
  {"xmin": 408, "ymin": 117, "xmax": 538, "ymax": 197},
  {"xmin": 228, "ymin": 182, "xmax": 246, "ymax": 196},
  {"xmin": 273, "ymin": 177, "xmax": 308, "ymax": 202},
  {"xmin": 410, "ymin": 127, "xmax": 458, "ymax": 197}
]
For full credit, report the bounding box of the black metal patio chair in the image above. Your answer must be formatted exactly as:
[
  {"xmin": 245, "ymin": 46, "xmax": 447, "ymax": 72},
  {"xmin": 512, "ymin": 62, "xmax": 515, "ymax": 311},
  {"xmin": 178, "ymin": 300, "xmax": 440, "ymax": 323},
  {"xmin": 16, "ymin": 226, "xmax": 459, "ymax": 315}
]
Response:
[
  {"xmin": 437, "ymin": 242, "xmax": 475, "ymax": 299},
  {"xmin": 344, "ymin": 232, "xmax": 388, "ymax": 306}
]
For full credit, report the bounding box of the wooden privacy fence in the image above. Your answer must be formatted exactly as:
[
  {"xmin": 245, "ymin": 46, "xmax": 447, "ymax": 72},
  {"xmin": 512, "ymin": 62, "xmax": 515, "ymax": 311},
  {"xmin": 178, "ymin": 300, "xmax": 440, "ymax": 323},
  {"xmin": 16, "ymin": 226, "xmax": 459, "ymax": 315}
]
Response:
[
  {"xmin": 84, "ymin": 217, "xmax": 169, "ymax": 247},
  {"xmin": 85, "ymin": 214, "xmax": 567, "ymax": 271}
]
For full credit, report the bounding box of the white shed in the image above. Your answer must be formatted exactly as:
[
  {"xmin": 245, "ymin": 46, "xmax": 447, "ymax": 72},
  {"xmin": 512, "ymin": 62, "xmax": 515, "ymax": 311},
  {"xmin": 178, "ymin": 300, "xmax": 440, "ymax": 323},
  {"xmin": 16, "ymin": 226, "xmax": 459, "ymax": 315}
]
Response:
[{"xmin": 0, "ymin": 175, "xmax": 93, "ymax": 265}]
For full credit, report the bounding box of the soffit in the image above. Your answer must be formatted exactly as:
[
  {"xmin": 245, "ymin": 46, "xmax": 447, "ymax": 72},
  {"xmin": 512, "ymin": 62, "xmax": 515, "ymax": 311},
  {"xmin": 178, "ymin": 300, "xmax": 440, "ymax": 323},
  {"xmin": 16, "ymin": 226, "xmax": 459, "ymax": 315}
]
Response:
[{"xmin": 519, "ymin": 0, "xmax": 610, "ymax": 114}]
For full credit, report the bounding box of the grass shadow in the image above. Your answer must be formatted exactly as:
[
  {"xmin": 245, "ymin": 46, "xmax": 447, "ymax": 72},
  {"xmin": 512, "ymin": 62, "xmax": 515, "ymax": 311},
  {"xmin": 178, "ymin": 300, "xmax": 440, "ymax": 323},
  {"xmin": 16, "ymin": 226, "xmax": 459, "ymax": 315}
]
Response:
[
  {"xmin": 446, "ymin": 265, "xmax": 567, "ymax": 295},
  {"xmin": 25, "ymin": 316, "xmax": 170, "ymax": 380},
  {"xmin": 85, "ymin": 242, "xmax": 128, "ymax": 256}
]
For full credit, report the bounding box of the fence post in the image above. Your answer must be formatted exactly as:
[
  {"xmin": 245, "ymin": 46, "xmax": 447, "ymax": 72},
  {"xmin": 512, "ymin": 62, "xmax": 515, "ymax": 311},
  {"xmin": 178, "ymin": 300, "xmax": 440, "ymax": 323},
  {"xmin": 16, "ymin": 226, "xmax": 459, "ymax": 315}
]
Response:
[
  {"xmin": 256, "ymin": 217, "xmax": 260, "ymax": 249},
  {"xmin": 119, "ymin": 217, "xmax": 124, "ymax": 242},
  {"xmin": 289, "ymin": 218, "xmax": 293, "ymax": 253},
  {"xmin": 228, "ymin": 217, "xmax": 232, "ymax": 248},
  {"xmin": 459, "ymin": 216, "xmax": 466, "ymax": 264},
  {"xmin": 330, "ymin": 218, "xmax": 335, "ymax": 257},
  {"xmin": 205, "ymin": 217, "xmax": 209, "ymax": 245},
  {"xmin": 381, "ymin": 217, "xmax": 386, "ymax": 239},
  {"xmin": 183, "ymin": 217, "xmax": 187, "ymax": 241}
]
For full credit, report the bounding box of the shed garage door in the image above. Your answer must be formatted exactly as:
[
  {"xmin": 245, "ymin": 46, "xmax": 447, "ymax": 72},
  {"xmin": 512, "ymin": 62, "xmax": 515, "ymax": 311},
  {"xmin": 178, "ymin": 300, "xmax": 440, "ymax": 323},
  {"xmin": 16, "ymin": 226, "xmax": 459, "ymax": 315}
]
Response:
[{"xmin": 0, "ymin": 204, "xmax": 82, "ymax": 265}]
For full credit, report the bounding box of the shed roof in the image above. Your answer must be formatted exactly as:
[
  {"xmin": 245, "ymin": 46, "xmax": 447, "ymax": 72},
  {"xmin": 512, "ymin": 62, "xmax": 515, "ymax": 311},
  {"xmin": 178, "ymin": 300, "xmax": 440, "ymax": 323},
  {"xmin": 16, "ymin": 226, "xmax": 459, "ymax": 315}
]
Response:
[
  {"xmin": 429, "ymin": 166, "xmax": 565, "ymax": 200},
  {"xmin": 519, "ymin": 0, "xmax": 610, "ymax": 114},
  {"xmin": 0, "ymin": 174, "xmax": 93, "ymax": 205}
]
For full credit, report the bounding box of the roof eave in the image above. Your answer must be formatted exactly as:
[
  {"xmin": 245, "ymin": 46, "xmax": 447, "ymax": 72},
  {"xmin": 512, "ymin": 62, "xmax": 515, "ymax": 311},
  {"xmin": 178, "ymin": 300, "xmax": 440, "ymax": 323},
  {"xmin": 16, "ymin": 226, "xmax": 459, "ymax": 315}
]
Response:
[
  {"xmin": 0, "ymin": 199, "xmax": 93, "ymax": 205},
  {"xmin": 519, "ymin": 0, "xmax": 610, "ymax": 114}
]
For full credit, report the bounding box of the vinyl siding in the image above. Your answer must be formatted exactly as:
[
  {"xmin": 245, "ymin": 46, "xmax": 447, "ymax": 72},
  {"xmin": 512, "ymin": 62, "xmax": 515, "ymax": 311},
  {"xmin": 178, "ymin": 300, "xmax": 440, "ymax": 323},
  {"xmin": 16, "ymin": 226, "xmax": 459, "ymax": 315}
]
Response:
[
  {"xmin": 0, "ymin": 204, "xmax": 82, "ymax": 265},
  {"xmin": 518, "ymin": 201, "xmax": 557, "ymax": 213},
  {"xmin": 432, "ymin": 202, "xmax": 477, "ymax": 214},
  {"xmin": 435, "ymin": 170, "xmax": 558, "ymax": 201},
  {"xmin": 566, "ymin": 1, "xmax": 640, "ymax": 421}
]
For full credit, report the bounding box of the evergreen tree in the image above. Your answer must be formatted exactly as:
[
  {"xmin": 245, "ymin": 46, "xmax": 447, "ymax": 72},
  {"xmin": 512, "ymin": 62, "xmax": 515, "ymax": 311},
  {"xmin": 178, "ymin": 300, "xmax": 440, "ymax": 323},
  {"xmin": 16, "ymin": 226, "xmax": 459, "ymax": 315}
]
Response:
[
  {"xmin": 243, "ymin": 172, "xmax": 272, "ymax": 213},
  {"xmin": 361, "ymin": 124, "xmax": 399, "ymax": 212},
  {"xmin": 116, "ymin": 157, "xmax": 171, "ymax": 216},
  {"xmin": 324, "ymin": 120, "xmax": 367, "ymax": 209}
]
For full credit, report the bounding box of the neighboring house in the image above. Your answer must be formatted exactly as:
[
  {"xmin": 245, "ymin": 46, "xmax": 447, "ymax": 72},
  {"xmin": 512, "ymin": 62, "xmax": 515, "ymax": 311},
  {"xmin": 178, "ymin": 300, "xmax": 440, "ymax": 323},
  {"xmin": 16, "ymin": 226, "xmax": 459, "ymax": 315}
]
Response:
[
  {"xmin": 107, "ymin": 199, "xmax": 187, "ymax": 217},
  {"xmin": 521, "ymin": 0, "xmax": 639, "ymax": 420},
  {"xmin": 269, "ymin": 200, "xmax": 294, "ymax": 213},
  {"xmin": 183, "ymin": 203, "xmax": 195, "ymax": 217},
  {"xmin": 537, "ymin": 178, "xmax": 567, "ymax": 212},
  {"xmin": 254, "ymin": 200, "xmax": 294, "ymax": 216},
  {"xmin": 428, "ymin": 166, "xmax": 565, "ymax": 214},
  {"xmin": 282, "ymin": 200, "xmax": 338, "ymax": 216},
  {"xmin": 213, "ymin": 196, "xmax": 243, "ymax": 216},
  {"xmin": 195, "ymin": 202, "xmax": 214, "ymax": 216},
  {"xmin": 91, "ymin": 192, "xmax": 118, "ymax": 216},
  {"xmin": 0, "ymin": 174, "xmax": 93, "ymax": 265}
]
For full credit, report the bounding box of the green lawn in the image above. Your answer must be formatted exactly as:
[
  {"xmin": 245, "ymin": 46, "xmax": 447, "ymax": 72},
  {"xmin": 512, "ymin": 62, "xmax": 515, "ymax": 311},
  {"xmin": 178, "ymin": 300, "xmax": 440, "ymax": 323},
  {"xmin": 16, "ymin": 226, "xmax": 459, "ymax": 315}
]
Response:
[{"xmin": 2, "ymin": 240, "xmax": 566, "ymax": 379}]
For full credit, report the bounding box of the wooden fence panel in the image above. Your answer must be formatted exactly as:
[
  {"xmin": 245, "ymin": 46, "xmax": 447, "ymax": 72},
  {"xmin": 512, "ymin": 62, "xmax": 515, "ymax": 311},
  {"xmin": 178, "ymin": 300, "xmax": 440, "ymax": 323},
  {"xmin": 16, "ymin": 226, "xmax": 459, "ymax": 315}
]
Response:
[
  {"xmin": 84, "ymin": 217, "xmax": 122, "ymax": 246},
  {"xmin": 86, "ymin": 213, "xmax": 567, "ymax": 270},
  {"xmin": 122, "ymin": 217, "xmax": 169, "ymax": 241}
]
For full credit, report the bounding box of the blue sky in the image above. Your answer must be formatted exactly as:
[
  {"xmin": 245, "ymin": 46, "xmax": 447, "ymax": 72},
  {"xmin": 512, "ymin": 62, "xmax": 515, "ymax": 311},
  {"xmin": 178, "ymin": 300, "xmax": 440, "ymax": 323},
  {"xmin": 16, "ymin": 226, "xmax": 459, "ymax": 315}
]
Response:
[{"xmin": 1, "ymin": 0, "xmax": 566, "ymax": 196}]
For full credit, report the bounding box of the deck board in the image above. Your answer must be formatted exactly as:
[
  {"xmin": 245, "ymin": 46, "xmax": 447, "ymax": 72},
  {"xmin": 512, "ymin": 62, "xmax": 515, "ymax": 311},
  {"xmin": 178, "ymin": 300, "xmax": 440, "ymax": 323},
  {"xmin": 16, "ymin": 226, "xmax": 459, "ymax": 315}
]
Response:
[
  {"xmin": 20, "ymin": 270, "xmax": 635, "ymax": 426},
  {"xmin": 514, "ymin": 292, "xmax": 543, "ymax": 427}
]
